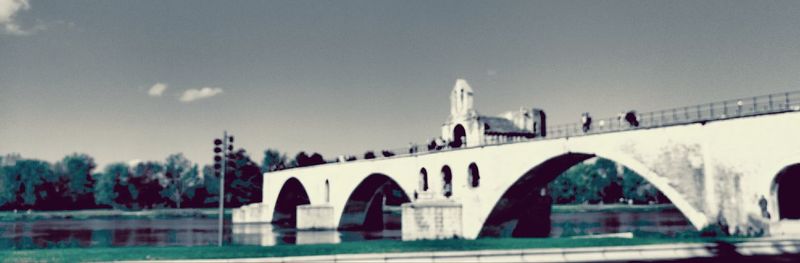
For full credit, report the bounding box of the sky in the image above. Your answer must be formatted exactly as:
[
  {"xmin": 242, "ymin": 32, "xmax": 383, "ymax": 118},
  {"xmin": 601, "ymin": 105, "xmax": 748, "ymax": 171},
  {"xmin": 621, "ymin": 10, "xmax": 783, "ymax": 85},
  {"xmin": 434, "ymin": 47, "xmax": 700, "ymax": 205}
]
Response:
[{"xmin": 2, "ymin": 0, "xmax": 800, "ymax": 169}]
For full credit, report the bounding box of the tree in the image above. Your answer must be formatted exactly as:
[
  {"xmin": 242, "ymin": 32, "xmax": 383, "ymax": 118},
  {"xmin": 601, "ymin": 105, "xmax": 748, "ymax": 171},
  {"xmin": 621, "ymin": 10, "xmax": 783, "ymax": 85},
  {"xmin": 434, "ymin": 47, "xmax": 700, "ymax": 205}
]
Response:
[
  {"xmin": 308, "ymin": 153, "xmax": 325, "ymax": 165},
  {"xmin": 130, "ymin": 161, "xmax": 165, "ymax": 209},
  {"xmin": 622, "ymin": 167, "xmax": 660, "ymax": 204},
  {"xmin": 55, "ymin": 153, "xmax": 97, "ymax": 209},
  {"xmin": 261, "ymin": 149, "xmax": 287, "ymax": 173},
  {"xmin": 294, "ymin": 151, "xmax": 326, "ymax": 167},
  {"xmin": 594, "ymin": 158, "xmax": 622, "ymax": 203},
  {"xmin": 202, "ymin": 164, "xmax": 220, "ymax": 207},
  {"xmin": 161, "ymin": 153, "xmax": 198, "ymax": 209},
  {"xmin": 294, "ymin": 152, "xmax": 310, "ymax": 167},
  {"xmin": 15, "ymin": 159, "xmax": 57, "ymax": 208},
  {"xmin": 94, "ymin": 163, "xmax": 129, "ymax": 208},
  {"xmin": 0, "ymin": 155, "xmax": 22, "ymax": 209},
  {"xmin": 549, "ymin": 158, "xmax": 666, "ymax": 205},
  {"xmin": 224, "ymin": 149, "xmax": 263, "ymax": 207}
]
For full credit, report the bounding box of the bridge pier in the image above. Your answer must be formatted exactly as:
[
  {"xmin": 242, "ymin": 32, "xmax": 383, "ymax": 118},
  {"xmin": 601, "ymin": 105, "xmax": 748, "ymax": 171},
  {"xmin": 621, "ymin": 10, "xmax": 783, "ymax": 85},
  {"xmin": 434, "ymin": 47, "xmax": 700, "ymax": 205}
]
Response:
[
  {"xmin": 232, "ymin": 203, "xmax": 270, "ymax": 223},
  {"xmin": 401, "ymin": 199, "xmax": 463, "ymax": 241},
  {"xmin": 296, "ymin": 204, "xmax": 336, "ymax": 230}
]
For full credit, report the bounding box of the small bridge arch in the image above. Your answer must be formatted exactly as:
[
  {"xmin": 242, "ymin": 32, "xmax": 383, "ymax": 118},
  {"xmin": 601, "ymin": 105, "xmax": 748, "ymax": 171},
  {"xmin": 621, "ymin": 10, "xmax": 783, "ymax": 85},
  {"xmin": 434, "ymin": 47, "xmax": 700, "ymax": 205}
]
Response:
[
  {"xmin": 338, "ymin": 173, "xmax": 412, "ymax": 230},
  {"xmin": 271, "ymin": 177, "xmax": 310, "ymax": 227}
]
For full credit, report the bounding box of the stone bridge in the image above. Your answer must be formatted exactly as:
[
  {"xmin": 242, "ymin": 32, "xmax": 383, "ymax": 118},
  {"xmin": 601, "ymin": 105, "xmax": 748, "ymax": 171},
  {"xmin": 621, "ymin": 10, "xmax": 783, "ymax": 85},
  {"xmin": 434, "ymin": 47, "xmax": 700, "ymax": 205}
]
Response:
[{"xmin": 235, "ymin": 104, "xmax": 800, "ymax": 240}]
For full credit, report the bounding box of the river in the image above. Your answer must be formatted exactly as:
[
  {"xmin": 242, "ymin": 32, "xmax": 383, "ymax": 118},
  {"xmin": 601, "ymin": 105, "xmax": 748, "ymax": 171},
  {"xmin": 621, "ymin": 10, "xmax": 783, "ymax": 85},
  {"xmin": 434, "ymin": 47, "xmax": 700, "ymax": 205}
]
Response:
[{"xmin": 0, "ymin": 205, "xmax": 691, "ymax": 249}]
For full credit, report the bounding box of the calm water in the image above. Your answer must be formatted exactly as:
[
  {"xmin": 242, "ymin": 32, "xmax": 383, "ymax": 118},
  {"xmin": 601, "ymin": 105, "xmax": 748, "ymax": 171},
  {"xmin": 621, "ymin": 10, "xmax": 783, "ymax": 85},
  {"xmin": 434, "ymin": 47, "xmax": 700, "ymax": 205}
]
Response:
[{"xmin": 0, "ymin": 206, "xmax": 691, "ymax": 249}]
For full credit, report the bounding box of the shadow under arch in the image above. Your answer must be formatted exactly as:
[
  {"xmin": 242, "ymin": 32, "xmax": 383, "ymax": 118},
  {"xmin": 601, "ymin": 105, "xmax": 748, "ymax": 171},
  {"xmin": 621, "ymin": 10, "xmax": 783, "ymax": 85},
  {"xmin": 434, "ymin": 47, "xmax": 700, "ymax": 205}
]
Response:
[
  {"xmin": 338, "ymin": 174, "xmax": 411, "ymax": 231},
  {"xmin": 478, "ymin": 152, "xmax": 702, "ymax": 238},
  {"xmin": 272, "ymin": 177, "xmax": 310, "ymax": 228},
  {"xmin": 772, "ymin": 163, "xmax": 800, "ymax": 219}
]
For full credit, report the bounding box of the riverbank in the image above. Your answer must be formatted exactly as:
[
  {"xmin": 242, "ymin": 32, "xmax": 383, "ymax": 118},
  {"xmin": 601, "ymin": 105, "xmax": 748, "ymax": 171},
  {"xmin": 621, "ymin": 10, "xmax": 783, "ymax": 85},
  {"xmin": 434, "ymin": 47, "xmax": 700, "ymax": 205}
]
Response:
[
  {"xmin": 0, "ymin": 204, "xmax": 669, "ymax": 222},
  {"xmin": 552, "ymin": 203, "xmax": 676, "ymax": 213},
  {"xmin": 0, "ymin": 237, "xmax": 751, "ymax": 262},
  {"xmin": 0, "ymin": 208, "xmax": 232, "ymax": 221}
]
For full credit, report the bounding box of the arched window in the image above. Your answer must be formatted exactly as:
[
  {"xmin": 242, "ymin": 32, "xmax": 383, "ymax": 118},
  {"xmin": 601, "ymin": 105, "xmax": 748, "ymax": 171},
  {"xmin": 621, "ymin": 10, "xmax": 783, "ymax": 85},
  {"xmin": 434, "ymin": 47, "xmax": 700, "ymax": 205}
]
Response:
[
  {"xmin": 325, "ymin": 179, "xmax": 330, "ymax": 203},
  {"xmin": 468, "ymin": 163, "xmax": 480, "ymax": 188},
  {"xmin": 453, "ymin": 125, "xmax": 466, "ymax": 148},
  {"xmin": 442, "ymin": 165, "xmax": 453, "ymax": 198},
  {"xmin": 420, "ymin": 168, "xmax": 428, "ymax": 192}
]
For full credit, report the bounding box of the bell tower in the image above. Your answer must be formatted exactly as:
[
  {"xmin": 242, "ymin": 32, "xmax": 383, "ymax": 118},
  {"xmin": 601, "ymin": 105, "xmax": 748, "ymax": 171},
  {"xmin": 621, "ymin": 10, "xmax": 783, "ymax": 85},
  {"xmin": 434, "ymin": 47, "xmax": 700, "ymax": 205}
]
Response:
[{"xmin": 450, "ymin": 79, "xmax": 476, "ymax": 119}]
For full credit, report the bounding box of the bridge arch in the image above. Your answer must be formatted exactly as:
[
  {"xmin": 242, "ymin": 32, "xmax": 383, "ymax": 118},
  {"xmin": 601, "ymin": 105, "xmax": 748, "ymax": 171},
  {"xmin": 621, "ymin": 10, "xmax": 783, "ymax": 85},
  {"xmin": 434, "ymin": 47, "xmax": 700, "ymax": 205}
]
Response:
[
  {"xmin": 271, "ymin": 177, "xmax": 310, "ymax": 227},
  {"xmin": 763, "ymin": 153, "xmax": 800, "ymax": 222},
  {"xmin": 771, "ymin": 163, "xmax": 800, "ymax": 220},
  {"xmin": 478, "ymin": 151, "xmax": 707, "ymax": 238},
  {"xmin": 338, "ymin": 173, "xmax": 411, "ymax": 230}
]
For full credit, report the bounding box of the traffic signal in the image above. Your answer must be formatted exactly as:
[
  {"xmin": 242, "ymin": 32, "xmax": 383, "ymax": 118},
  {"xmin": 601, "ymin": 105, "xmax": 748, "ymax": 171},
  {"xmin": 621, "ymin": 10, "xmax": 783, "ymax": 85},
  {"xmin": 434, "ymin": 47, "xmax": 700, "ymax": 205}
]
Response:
[
  {"xmin": 226, "ymin": 137, "xmax": 235, "ymax": 173},
  {"xmin": 214, "ymin": 138, "xmax": 223, "ymax": 176}
]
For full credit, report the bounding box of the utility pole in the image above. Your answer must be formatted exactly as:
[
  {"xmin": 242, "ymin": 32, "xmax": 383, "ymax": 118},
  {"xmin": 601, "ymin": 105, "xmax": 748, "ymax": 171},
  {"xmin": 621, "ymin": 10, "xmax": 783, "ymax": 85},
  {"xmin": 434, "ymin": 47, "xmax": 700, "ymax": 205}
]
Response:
[{"xmin": 213, "ymin": 131, "xmax": 233, "ymax": 247}]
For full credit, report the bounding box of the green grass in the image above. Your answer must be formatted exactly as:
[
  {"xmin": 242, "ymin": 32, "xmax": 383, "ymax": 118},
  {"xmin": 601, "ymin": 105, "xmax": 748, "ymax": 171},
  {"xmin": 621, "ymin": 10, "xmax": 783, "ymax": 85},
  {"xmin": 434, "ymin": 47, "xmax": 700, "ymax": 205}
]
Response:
[
  {"xmin": 552, "ymin": 204, "xmax": 677, "ymax": 213},
  {"xmin": 0, "ymin": 208, "xmax": 232, "ymax": 221},
  {"xmin": 0, "ymin": 237, "xmax": 748, "ymax": 262}
]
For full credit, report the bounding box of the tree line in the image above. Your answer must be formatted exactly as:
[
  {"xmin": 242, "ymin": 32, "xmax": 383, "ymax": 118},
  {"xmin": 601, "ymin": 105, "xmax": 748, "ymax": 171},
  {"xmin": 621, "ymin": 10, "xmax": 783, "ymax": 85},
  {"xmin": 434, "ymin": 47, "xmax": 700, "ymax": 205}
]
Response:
[
  {"xmin": 0, "ymin": 149, "xmax": 275, "ymax": 211},
  {"xmin": 549, "ymin": 158, "xmax": 667, "ymax": 205}
]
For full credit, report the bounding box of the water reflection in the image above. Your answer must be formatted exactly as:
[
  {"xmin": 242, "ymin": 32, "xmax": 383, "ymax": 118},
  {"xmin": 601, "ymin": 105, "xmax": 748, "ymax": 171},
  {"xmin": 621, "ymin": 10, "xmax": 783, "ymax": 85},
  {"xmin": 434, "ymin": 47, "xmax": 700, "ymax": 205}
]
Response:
[
  {"xmin": 231, "ymin": 223, "xmax": 401, "ymax": 246},
  {"xmin": 550, "ymin": 207, "xmax": 691, "ymax": 237},
  {"xmin": 0, "ymin": 218, "xmax": 229, "ymax": 249}
]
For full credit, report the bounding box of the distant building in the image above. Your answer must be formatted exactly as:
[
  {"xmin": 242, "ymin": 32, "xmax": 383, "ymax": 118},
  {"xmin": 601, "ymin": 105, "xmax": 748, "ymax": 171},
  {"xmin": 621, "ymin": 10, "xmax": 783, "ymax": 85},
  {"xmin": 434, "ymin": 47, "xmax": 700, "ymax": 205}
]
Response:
[{"xmin": 440, "ymin": 79, "xmax": 546, "ymax": 148}]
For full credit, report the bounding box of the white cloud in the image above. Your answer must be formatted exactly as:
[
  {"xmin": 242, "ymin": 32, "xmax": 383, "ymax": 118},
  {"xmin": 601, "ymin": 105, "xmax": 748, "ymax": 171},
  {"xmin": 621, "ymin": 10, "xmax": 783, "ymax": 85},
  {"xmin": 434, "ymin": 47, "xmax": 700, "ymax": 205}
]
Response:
[
  {"xmin": 148, "ymin": 82, "xmax": 168, "ymax": 97},
  {"xmin": 179, "ymin": 87, "xmax": 223, "ymax": 103},
  {"xmin": 0, "ymin": 0, "xmax": 32, "ymax": 35}
]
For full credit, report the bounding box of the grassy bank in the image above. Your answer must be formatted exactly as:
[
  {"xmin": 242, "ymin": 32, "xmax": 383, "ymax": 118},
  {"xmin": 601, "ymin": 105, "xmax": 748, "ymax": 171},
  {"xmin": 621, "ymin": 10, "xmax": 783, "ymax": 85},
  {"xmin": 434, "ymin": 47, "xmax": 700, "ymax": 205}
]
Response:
[
  {"xmin": 0, "ymin": 237, "xmax": 746, "ymax": 262},
  {"xmin": 552, "ymin": 204, "xmax": 677, "ymax": 213},
  {"xmin": 0, "ymin": 208, "xmax": 232, "ymax": 221}
]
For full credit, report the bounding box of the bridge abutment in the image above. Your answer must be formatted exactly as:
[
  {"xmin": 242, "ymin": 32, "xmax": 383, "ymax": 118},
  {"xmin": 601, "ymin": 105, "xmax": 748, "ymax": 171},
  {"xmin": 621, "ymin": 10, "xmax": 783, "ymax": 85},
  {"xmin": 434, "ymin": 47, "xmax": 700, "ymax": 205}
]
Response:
[{"xmin": 401, "ymin": 199, "xmax": 463, "ymax": 241}]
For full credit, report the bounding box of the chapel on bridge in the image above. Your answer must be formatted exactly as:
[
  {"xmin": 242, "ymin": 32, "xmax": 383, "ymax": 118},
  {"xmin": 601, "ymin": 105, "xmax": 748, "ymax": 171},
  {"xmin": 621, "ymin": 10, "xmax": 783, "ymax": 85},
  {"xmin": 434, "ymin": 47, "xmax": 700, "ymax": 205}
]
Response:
[{"xmin": 440, "ymin": 79, "xmax": 546, "ymax": 148}]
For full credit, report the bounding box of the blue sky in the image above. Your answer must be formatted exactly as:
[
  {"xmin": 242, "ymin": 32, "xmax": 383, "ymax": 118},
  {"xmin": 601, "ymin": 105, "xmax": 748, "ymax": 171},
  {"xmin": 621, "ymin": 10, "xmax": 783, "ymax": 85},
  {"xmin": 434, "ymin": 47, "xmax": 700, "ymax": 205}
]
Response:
[{"xmin": 2, "ymin": 0, "xmax": 800, "ymax": 168}]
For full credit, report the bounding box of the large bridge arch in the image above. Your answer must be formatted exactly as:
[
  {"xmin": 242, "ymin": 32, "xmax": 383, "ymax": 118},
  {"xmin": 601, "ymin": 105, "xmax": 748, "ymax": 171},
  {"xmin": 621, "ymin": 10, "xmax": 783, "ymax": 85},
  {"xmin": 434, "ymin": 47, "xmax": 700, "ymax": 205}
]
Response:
[
  {"xmin": 762, "ymin": 153, "xmax": 800, "ymax": 222},
  {"xmin": 477, "ymin": 150, "xmax": 707, "ymax": 238},
  {"xmin": 571, "ymin": 148, "xmax": 709, "ymax": 229},
  {"xmin": 771, "ymin": 163, "xmax": 800, "ymax": 220},
  {"xmin": 338, "ymin": 173, "xmax": 412, "ymax": 230},
  {"xmin": 271, "ymin": 177, "xmax": 310, "ymax": 227}
]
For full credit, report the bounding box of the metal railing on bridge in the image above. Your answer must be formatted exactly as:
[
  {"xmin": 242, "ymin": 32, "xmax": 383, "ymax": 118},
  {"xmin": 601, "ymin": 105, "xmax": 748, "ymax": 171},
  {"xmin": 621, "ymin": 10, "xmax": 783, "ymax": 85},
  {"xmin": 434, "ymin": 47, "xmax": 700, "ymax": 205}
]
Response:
[
  {"xmin": 547, "ymin": 91, "xmax": 800, "ymax": 138},
  {"xmin": 279, "ymin": 90, "xmax": 800, "ymax": 170}
]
